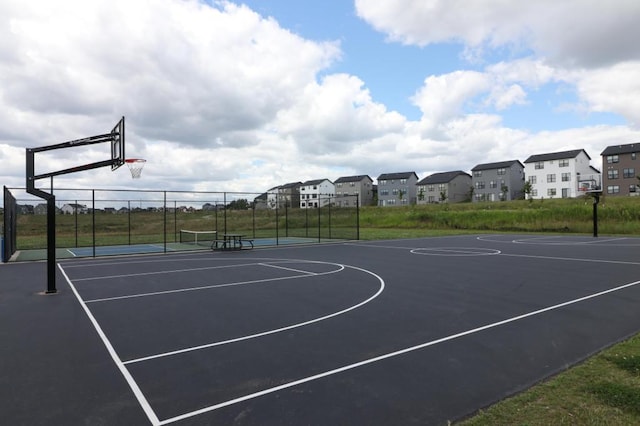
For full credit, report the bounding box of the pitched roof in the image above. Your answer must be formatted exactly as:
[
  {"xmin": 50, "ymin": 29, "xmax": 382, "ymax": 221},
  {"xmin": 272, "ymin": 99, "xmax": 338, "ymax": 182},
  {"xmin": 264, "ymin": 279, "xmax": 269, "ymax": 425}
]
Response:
[
  {"xmin": 524, "ymin": 149, "xmax": 590, "ymax": 163},
  {"xmin": 377, "ymin": 171, "xmax": 418, "ymax": 180},
  {"xmin": 301, "ymin": 178, "xmax": 332, "ymax": 186},
  {"xmin": 601, "ymin": 143, "xmax": 640, "ymax": 156},
  {"xmin": 471, "ymin": 160, "xmax": 524, "ymax": 171},
  {"xmin": 278, "ymin": 181, "xmax": 301, "ymax": 189},
  {"xmin": 417, "ymin": 171, "xmax": 470, "ymax": 185},
  {"xmin": 334, "ymin": 175, "xmax": 372, "ymax": 183}
]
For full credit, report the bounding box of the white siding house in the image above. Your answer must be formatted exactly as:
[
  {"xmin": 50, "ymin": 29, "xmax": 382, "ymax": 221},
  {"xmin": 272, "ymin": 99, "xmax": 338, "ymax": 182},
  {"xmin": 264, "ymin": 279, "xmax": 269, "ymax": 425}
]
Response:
[
  {"xmin": 524, "ymin": 149, "xmax": 598, "ymax": 199},
  {"xmin": 299, "ymin": 179, "xmax": 335, "ymax": 208}
]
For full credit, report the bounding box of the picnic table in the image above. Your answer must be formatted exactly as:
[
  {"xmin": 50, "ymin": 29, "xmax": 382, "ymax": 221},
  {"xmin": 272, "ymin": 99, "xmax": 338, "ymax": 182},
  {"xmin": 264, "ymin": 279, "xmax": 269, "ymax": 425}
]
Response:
[{"xmin": 211, "ymin": 233, "xmax": 254, "ymax": 251}]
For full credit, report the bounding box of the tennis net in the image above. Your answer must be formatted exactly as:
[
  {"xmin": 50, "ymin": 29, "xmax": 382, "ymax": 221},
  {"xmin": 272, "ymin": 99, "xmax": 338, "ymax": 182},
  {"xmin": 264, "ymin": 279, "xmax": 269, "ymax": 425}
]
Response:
[{"xmin": 179, "ymin": 230, "xmax": 217, "ymax": 247}]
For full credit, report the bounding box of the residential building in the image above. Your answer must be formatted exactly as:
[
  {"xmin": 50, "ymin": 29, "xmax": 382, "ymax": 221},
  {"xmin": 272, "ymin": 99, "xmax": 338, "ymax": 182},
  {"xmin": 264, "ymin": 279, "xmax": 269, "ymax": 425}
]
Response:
[
  {"xmin": 277, "ymin": 182, "xmax": 302, "ymax": 208},
  {"xmin": 334, "ymin": 175, "xmax": 374, "ymax": 207},
  {"xmin": 34, "ymin": 203, "xmax": 48, "ymax": 215},
  {"xmin": 299, "ymin": 179, "xmax": 335, "ymax": 208},
  {"xmin": 471, "ymin": 160, "xmax": 525, "ymax": 202},
  {"xmin": 416, "ymin": 171, "xmax": 471, "ymax": 204},
  {"xmin": 601, "ymin": 143, "xmax": 640, "ymax": 196},
  {"xmin": 523, "ymin": 149, "xmax": 598, "ymax": 199},
  {"xmin": 377, "ymin": 172, "xmax": 418, "ymax": 206},
  {"xmin": 61, "ymin": 203, "xmax": 88, "ymax": 214},
  {"xmin": 264, "ymin": 186, "xmax": 280, "ymax": 209}
]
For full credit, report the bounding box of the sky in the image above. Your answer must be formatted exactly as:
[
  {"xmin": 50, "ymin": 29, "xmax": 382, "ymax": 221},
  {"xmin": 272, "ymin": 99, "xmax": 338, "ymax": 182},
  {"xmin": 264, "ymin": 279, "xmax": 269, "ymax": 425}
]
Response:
[{"xmin": 2, "ymin": 0, "xmax": 640, "ymax": 205}]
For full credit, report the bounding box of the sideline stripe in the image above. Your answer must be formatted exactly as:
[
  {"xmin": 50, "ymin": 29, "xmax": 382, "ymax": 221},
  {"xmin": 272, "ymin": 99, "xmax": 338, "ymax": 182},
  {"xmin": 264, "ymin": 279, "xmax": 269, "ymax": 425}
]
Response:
[
  {"xmin": 501, "ymin": 252, "xmax": 640, "ymax": 266},
  {"xmin": 58, "ymin": 263, "xmax": 161, "ymax": 426},
  {"xmin": 158, "ymin": 278, "xmax": 640, "ymax": 425}
]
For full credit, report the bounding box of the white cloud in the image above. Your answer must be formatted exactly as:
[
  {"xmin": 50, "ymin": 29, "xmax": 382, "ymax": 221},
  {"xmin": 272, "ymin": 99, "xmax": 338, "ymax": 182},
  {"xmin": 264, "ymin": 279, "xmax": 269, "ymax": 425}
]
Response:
[
  {"xmin": 572, "ymin": 62, "xmax": 640, "ymax": 127},
  {"xmin": 0, "ymin": 0, "xmax": 340, "ymax": 149},
  {"xmin": 1, "ymin": 0, "xmax": 640, "ymax": 201},
  {"xmin": 275, "ymin": 73, "xmax": 406, "ymax": 154},
  {"xmin": 355, "ymin": 0, "xmax": 640, "ymax": 68}
]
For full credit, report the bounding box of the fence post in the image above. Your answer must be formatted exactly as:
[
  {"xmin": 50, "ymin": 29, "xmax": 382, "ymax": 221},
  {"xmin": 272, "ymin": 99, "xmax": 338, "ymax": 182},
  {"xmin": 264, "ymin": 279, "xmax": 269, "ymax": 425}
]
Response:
[{"xmin": 92, "ymin": 190, "xmax": 96, "ymax": 258}]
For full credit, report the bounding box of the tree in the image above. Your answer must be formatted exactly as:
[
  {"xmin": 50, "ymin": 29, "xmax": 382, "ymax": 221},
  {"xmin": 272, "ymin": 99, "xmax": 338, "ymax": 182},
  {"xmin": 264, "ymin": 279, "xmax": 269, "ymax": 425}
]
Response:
[
  {"xmin": 523, "ymin": 181, "xmax": 533, "ymax": 202},
  {"xmin": 500, "ymin": 184, "xmax": 509, "ymax": 201},
  {"xmin": 417, "ymin": 187, "xmax": 425, "ymax": 202},
  {"xmin": 439, "ymin": 190, "xmax": 447, "ymax": 203},
  {"xmin": 227, "ymin": 198, "xmax": 250, "ymax": 210}
]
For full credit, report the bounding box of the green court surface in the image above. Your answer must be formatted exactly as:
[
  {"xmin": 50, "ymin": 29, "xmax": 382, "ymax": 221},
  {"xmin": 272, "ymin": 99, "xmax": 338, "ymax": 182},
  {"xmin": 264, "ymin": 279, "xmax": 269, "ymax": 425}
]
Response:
[{"xmin": 10, "ymin": 237, "xmax": 331, "ymax": 261}]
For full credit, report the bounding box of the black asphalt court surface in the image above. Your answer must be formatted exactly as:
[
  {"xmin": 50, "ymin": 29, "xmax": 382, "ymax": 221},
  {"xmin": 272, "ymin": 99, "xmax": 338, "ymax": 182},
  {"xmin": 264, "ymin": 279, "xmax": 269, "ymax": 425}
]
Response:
[{"xmin": 2, "ymin": 234, "xmax": 640, "ymax": 425}]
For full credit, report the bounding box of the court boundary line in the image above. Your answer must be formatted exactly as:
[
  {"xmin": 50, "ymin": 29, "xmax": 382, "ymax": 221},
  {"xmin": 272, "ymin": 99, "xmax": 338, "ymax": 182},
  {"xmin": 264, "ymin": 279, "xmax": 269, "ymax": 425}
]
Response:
[
  {"xmin": 157, "ymin": 278, "xmax": 640, "ymax": 425},
  {"xmin": 58, "ymin": 263, "xmax": 161, "ymax": 426}
]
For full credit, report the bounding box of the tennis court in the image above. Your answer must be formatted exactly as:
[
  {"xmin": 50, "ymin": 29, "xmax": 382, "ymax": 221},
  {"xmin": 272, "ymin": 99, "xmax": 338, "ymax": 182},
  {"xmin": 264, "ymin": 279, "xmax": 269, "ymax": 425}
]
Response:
[{"xmin": 2, "ymin": 234, "xmax": 640, "ymax": 424}]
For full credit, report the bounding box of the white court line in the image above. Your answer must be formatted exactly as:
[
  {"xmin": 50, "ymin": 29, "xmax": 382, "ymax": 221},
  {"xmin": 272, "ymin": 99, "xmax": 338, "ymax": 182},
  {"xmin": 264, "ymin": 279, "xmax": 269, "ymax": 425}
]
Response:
[
  {"xmin": 259, "ymin": 262, "xmax": 324, "ymax": 275},
  {"xmin": 72, "ymin": 262, "xmax": 268, "ymax": 282},
  {"xmin": 58, "ymin": 263, "xmax": 161, "ymax": 426},
  {"xmin": 123, "ymin": 263, "xmax": 381, "ymax": 365},
  {"xmin": 84, "ymin": 267, "xmax": 342, "ymax": 304},
  {"xmin": 501, "ymin": 252, "xmax": 640, "ymax": 266},
  {"xmin": 344, "ymin": 242, "xmax": 419, "ymax": 250},
  {"xmin": 580, "ymin": 237, "xmax": 628, "ymax": 245},
  {"xmin": 157, "ymin": 278, "xmax": 640, "ymax": 425}
]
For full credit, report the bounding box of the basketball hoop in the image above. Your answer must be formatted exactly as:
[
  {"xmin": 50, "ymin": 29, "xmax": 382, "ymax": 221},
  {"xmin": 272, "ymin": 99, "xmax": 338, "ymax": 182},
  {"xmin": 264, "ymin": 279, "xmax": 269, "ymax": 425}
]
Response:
[{"xmin": 125, "ymin": 158, "xmax": 146, "ymax": 179}]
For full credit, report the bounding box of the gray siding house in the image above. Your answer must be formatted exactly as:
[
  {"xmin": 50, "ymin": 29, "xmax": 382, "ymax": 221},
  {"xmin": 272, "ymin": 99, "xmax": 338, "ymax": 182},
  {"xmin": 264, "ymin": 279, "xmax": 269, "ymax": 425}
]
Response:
[
  {"xmin": 471, "ymin": 160, "xmax": 525, "ymax": 202},
  {"xmin": 601, "ymin": 143, "xmax": 640, "ymax": 196},
  {"xmin": 377, "ymin": 172, "xmax": 418, "ymax": 206},
  {"xmin": 416, "ymin": 171, "xmax": 471, "ymax": 204},
  {"xmin": 277, "ymin": 181, "xmax": 302, "ymax": 208},
  {"xmin": 334, "ymin": 175, "xmax": 374, "ymax": 207}
]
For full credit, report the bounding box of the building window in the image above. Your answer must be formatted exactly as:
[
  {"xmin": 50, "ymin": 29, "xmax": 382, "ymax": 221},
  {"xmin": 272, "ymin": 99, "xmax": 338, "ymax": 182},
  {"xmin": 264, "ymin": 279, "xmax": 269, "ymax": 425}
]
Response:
[
  {"xmin": 475, "ymin": 181, "xmax": 485, "ymax": 189},
  {"xmin": 535, "ymin": 162, "xmax": 544, "ymax": 169},
  {"xmin": 623, "ymin": 168, "xmax": 635, "ymax": 178},
  {"xmin": 607, "ymin": 185, "xmax": 620, "ymax": 194},
  {"xmin": 428, "ymin": 196, "xmax": 436, "ymax": 203},
  {"xmin": 561, "ymin": 173, "xmax": 571, "ymax": 182},
  {"xmin": 497, "ymin": 168, "xmax": 506, "ymax": 175},
  {"xmin": 489, "ymin": 181, "xmax": 497, "ymax": 188},
  {"xmin": 608, "ymin": 169, "xmax": 619, "ymax": 179},
  {"xmin": 438, "ymin": 184, "xmax": 446, "ymax": 191},
  {"xmin": 528, "ymin": 176, "xmax": 537, "ymax": 184},
  {"xmin": 400, "ymin": 178, "xmax": 407, "ymax": 184},
  {"xmin": 630, "ymin": 185, "xmax": 637, "ymax": 193},
  {"xmin": 379, "ymin": 189, "xmax": 389, "ymax": 196},
  {"xmin": 473, "ymin": 170, "xmax": 482, "ymax": 177},
  {"xmin": 532, "ymin": 189, "xmax": 538, "ymax": 197},
  {"xmin": 559, "ymin": 159, "xmax": 569, "ymax": 167},
  {"xmin": 392, "ymin": 188, "xmax": 399, "ymax": 195},
  {"xmin": 427, "ymin": 185, "xmax": 435, "ymax": 192},
  {"xmin": 379, "ymin": 179, "xmax": 387, "ymax": 185},
  {"xmin": 562, "ymin": 188, "xmax": 570, "ymax": 198},
  {"xmin": 547, "ymin": 174, "xmax": 556, "ymax": 183},
  {"xmin": 607, "ymin": 155, "xmax": 619, "ymax": 164},
  {"xmin": 547, "ymin": 188, "xmax": 557, "ymax": 196},
  {"xmin": 633, "ymin": 153, "xmax": 637, "ymax": 160}
]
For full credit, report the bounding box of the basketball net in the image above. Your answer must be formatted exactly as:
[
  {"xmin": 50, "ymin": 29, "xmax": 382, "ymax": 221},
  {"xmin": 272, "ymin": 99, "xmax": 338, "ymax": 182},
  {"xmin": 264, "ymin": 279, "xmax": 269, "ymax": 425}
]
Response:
[{"xmin": 125, "ymin": 159, "xmax": 146, "ymax": 179}]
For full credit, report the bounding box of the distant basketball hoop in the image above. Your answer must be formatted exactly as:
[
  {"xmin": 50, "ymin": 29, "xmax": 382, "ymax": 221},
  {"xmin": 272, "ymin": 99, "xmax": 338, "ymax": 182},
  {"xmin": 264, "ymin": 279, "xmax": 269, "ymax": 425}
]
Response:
[{"xmin": 125, "ymin": 158, "xmax": 146, "ymax": 179}]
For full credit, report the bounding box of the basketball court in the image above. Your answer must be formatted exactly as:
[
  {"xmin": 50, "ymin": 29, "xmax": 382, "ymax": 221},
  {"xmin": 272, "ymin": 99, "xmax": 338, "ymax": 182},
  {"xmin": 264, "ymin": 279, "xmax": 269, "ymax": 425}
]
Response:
[{"xmin": 2, "ymin": 234, "xmax": 640, "ymax": 424}]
